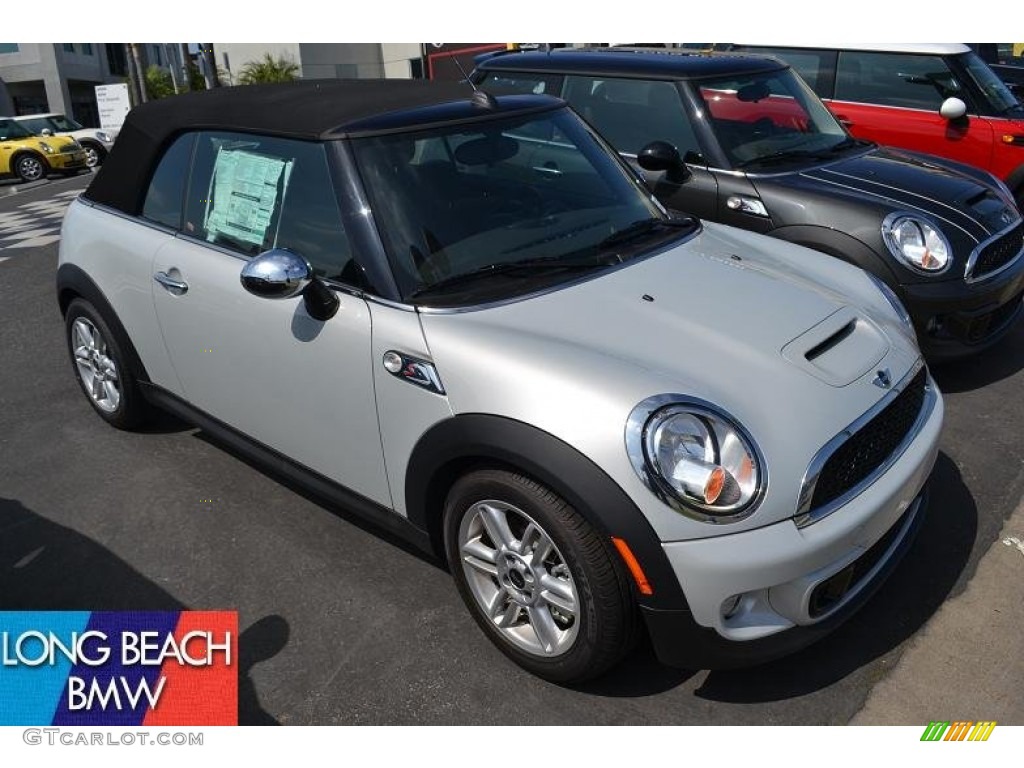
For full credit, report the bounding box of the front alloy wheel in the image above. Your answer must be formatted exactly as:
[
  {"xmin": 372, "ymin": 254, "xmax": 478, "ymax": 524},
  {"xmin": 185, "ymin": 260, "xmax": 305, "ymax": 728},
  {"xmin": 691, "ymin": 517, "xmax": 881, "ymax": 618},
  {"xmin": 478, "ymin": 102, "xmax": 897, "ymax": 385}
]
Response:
[
  {"xmin": 15, "ymin": 154, "xmax": 45, "ymax": 182},
  {"xmin": 445, "ymin": 469, "xmax": 637, "ymax": 683},
  {"xmin": 458, "ymin": 499, "xmax": 580, "ymax": 657}
]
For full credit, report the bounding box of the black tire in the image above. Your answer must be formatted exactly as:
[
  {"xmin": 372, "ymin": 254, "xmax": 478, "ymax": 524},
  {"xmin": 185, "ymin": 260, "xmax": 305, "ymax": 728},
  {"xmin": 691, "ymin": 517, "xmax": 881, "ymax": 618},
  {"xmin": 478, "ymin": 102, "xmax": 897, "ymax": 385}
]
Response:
[
  {"xmin": 13, "ymin": 153, "xmax": 47, "ymax": 183},
  {"xmin": 64, "ymin": 298, "xmax": 151, "ymax": 430},
  {"xmin": 444, "ymin": 468, "xmax": 637, "ymax": 683}
]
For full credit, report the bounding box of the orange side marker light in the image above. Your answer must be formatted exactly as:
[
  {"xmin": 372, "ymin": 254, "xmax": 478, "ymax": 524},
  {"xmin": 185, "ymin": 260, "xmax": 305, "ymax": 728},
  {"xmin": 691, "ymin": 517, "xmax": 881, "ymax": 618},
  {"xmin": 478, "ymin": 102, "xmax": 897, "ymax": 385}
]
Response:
[{"xmin": 611, "ymin": 537, "xmax": 654, "ymax": 596}]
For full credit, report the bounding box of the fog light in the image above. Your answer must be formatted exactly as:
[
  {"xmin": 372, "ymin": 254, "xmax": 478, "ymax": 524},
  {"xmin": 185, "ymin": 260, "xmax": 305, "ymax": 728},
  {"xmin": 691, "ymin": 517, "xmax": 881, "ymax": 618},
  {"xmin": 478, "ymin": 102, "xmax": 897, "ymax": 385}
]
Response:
[{"xmin": 722, "ymin": 594, "xmax": 742, "ymax": 620}]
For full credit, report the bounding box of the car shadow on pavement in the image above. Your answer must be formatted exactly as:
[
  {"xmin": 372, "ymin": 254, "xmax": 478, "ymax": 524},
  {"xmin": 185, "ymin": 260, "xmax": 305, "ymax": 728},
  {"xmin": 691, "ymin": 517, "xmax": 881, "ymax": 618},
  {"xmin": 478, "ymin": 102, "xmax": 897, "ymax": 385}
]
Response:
[
  {"xmin": 691, "ymin": 451, "xmax": 976, "ymax": 703},
  {"xmin": 0, "ymin": 496, "xmax": 285, "ymax": 725},
  {"xmin": 930, "ymin": 321, "xmax": 1024, "ymax": 393}
]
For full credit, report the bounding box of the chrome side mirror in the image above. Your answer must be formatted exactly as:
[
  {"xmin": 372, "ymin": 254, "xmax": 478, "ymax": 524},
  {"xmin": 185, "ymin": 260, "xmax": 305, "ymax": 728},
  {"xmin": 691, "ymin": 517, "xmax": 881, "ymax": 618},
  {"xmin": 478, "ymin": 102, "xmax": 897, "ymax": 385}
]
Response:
[
  {"xmin": 40, "ymin": 128, "xmax": 53, "ymax": 136},
  {"xmin": 240, "ymin": 249, "xmax": 312, "ymax": 299},
  {"xmin": 240, "ymin": 248, "xmax": 339, "ymax": 321},
  {"xmin": 939, "ymin": 97, "xmax": 967, "ymax": 121}
]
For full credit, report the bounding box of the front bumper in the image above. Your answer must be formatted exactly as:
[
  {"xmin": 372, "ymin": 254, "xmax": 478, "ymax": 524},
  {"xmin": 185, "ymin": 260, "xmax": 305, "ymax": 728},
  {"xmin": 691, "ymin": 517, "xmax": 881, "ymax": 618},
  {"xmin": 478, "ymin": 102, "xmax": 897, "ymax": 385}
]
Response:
[
  {"xmin": 642, "ymin": 379, "xmax": 943, "ymax": 669},
  {"xmin": 902, "ymin": 250, "xmax": 1024, "ymax": 360},
  {"xmin": 47, "ymin": 151, "xmax": 88, "ymax": 171}
]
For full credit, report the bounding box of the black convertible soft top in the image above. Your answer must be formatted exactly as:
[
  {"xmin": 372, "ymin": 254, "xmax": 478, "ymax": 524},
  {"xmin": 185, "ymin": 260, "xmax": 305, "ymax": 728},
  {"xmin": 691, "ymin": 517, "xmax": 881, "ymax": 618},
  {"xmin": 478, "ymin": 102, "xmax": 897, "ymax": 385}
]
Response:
[{"xmin": 85, "ymin": 79, "xmax": 555, "ymax": 215}]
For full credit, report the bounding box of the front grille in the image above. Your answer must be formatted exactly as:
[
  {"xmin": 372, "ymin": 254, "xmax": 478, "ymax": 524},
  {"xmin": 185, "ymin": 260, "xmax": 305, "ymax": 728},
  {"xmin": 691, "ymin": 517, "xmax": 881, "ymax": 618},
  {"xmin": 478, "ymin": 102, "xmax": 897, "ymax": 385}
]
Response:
[
  {"xmin": 972, "ymin": 222, "xmax": 1023, "ymax": 280},
  {"xmin": 809, "ymin": 368, "xmax": 928, "ymax": 511},
  {"xmin": 808, "ymin": 507, "xmax": 911, "ymax": 618}
]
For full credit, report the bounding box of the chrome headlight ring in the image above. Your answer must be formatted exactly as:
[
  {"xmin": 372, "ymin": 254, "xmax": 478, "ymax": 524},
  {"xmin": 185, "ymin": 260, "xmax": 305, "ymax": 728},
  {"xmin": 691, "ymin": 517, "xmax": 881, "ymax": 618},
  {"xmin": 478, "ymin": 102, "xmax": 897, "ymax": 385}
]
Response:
[
  {"xmin": 881, "ymin": 212, "xmax": 952, "ymax": 275},
  {"xmin": 625, "ymin": 395, "xmax": 767, "ymax": 524}
]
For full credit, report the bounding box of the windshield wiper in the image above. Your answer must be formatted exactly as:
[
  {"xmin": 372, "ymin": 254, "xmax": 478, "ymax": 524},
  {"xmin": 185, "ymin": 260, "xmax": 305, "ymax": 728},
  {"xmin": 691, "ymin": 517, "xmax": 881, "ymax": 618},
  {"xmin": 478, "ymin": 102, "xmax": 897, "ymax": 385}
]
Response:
[
  {"xmin": 407, "ymin": 255, "xmax": 618, "ymax": 300},
  {"xmin": 594, "ymin": 217, "xmax": 696, "ymax": 249},
  {"xmin": 735, "ymin": 148, "xmax": 832, "ymax": 169}
]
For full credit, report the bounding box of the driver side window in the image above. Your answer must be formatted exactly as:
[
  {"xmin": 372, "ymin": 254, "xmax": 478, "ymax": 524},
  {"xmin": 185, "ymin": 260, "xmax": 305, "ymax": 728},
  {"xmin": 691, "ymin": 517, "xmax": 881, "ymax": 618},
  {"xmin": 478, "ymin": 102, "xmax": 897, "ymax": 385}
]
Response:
[
  {"xmin": 834, "ymin": 52, "xmax": 964, "ymax": 111},
  {"xmin": 182, "ymin": 132, "xmax": 360, "ymax": 285}
]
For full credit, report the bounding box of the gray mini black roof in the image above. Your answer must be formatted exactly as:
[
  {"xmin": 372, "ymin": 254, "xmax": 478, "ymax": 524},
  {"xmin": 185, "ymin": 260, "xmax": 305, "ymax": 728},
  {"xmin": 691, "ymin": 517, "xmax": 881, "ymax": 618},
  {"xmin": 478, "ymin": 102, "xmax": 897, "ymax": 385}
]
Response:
[{"xmin": 475, "ymin": 48, "xmax": 787, "ymax": 80}]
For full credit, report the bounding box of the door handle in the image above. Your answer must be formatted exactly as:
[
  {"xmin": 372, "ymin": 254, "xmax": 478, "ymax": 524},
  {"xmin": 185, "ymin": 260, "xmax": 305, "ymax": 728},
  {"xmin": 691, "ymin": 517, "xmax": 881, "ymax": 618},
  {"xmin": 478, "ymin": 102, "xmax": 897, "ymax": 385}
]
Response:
[
  {"xmin": 836, "ymin": 115, "xmax": 854, "ymax": 128},
  {"xmin": 154, "ymin": 271, "xmax": 188, "ymax": 296},
  {"xmin": 532, "ymin": 165, "xmax": 562, "ymax": 176}
]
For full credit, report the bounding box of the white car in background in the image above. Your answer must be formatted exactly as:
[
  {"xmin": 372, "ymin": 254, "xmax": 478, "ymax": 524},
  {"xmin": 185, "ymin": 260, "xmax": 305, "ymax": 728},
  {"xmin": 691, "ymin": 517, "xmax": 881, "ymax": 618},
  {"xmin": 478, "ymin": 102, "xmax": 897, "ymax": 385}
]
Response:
[{"xmin": 13, "ymin": 113, "xmax": 117, "ymax": 168}]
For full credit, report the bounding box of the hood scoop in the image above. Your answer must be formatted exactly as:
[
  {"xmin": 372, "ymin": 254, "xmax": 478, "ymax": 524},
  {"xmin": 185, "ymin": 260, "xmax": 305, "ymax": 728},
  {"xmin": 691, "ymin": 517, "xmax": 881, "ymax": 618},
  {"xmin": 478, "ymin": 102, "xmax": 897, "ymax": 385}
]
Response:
[{"xmin": 782, "ymin": 307, "xmax": 889, "ymax": 387}]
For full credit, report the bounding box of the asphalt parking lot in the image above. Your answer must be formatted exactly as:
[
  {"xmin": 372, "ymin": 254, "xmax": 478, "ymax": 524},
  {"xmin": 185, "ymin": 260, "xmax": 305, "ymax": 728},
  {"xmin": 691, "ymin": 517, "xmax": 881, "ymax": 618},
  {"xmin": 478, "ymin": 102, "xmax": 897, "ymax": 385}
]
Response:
[{"xmin": 1, "ymin": 173, "xmax": 1022, "ymax": 724}]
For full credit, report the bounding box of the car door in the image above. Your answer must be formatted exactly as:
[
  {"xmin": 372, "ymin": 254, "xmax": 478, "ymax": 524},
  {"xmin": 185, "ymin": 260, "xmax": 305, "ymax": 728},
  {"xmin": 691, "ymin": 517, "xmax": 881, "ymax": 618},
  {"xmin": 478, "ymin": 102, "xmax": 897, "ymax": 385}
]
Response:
[
  {"xmin": 150, "ymin": 130, "xmax": 390, "ymax": 506},
  {"xmin": 828, "ymin": 51, "xmax": 995, "ymax": 171}
]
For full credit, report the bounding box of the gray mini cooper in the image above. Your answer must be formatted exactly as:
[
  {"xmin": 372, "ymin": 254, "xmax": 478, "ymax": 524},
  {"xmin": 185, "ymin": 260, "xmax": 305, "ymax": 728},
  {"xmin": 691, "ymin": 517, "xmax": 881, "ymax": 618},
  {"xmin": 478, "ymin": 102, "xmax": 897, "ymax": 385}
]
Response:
[{"xmin": 58, "ymin": 80, "xmax": 943, "ymax": 682}]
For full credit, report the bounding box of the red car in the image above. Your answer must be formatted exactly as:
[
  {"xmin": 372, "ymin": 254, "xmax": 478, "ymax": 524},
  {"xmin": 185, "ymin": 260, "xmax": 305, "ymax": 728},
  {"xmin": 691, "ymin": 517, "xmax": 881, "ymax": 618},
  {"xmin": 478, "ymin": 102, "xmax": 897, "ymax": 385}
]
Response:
[{"xmin": 731, "ymin": 44, "xmax": 1024, "ymax": 208}]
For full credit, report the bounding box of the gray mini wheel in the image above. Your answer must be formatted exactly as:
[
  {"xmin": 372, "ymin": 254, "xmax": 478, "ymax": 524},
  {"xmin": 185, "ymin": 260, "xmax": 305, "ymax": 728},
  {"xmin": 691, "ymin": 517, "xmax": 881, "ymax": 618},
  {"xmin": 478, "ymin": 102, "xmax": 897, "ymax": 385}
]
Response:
[
  {"xmin": 14, "ymin": 153, "xmax": 46, "ymax": 182},
  {"xmin": 64, "ymin": 298, "xmax": 150, "ymax": 429},
  {"xmin": 444, "ymin": 469, "xmax": 636, "ymax": 683}
]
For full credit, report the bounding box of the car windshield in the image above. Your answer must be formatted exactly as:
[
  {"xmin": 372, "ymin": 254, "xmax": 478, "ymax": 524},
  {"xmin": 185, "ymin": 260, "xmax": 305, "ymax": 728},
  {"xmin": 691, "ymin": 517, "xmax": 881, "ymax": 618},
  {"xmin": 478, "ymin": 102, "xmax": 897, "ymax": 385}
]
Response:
[
  {"xmin": 0, "ymin": 119, "xmax": 33, "ymax": 140},
  {"xmin": 958, "ymin": 52, "xmax": 1024, "ymax": 116},
  {"xmin": 690, "ymin": 68, "xmax": 854, "ymax": 170},
  {"xmin": 352, "ymin": 107, "xmax": 685, "ymax": 305}
]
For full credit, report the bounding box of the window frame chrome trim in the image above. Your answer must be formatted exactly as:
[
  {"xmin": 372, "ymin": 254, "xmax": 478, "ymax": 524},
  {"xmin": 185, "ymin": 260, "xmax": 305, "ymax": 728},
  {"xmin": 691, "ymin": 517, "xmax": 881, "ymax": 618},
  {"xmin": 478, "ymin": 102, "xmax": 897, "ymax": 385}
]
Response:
[{"xmin": 795, "ymin": 358, "xmax": 933, "ymax": 528}]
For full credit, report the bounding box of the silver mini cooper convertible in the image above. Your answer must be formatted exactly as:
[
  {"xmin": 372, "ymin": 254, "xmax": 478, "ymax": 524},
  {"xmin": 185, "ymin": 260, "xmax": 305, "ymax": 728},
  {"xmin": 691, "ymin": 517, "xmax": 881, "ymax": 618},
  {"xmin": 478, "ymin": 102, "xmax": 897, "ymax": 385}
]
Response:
[{"xmin": 58, "ymin": 80, "xmax": 943, "ymax": 682}]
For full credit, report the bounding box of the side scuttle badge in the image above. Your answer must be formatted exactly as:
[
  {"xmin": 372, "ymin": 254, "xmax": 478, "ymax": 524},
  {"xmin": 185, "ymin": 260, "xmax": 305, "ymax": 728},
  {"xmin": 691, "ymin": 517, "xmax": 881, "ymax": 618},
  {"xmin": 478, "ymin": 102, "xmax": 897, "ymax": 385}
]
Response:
[{"xmin": 382, "ymin": 351, "xmax": 445, "ymax": 395}]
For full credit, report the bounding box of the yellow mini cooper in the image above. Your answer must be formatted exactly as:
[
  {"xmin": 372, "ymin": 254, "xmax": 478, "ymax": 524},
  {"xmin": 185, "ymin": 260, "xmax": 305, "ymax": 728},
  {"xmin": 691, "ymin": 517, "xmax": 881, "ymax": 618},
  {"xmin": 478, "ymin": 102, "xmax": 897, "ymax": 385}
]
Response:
[{"xmin": 0, "ymin": 117, "xmax": 88, "ymax": 182}]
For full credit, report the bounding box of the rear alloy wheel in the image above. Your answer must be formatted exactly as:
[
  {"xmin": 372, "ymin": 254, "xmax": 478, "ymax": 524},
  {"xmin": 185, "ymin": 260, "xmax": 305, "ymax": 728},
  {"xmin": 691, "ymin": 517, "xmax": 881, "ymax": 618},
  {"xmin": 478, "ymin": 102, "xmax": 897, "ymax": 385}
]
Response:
[
  {"xmin": 14, "ymin": 154, "xmax": 46, "ymax": 182},
  {"xmin": 444, "ymin": 469, "xmax": 636, "ymax": 683},
  {"xmin": 65, "ymin": 298, "xmax": 150, "ymax": 429}
]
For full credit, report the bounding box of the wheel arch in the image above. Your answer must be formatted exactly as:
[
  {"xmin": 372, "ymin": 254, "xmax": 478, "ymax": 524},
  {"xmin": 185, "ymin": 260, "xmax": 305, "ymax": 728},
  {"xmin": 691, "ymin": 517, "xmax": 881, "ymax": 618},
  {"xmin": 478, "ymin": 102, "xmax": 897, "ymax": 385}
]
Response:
[
  {"xmin": 1005, "ymin": 162, "xmax": 1024, "ymax": 206},
  {"xmin": 57, "ymin": 262, "xmax": 151, "ymax": 384},
  {"xmin": 10, "ymin": 149, "xmax": 49, "ymax": 175},
  {"xmin": 769, "ymin": 224, "xmax": 901, "ymax": 284},
  {"xmin": 405, "ymin": 413, "xmax": 687, "ymax": 610}
]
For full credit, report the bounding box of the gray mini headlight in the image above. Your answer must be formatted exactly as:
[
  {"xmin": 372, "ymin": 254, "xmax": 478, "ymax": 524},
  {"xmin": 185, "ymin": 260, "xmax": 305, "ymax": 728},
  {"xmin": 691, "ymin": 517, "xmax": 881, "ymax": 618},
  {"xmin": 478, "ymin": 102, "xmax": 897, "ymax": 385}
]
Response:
[
  {"xmin": 881, "ymin": 213, "xmax": 951, "ymax": 274},
  {"xmin": 626, "ymin": 396, "xmax": 765, "ymax": 522},
  {"xmin": 96, "ymin": 131, "xmax": 112, "ymax": 143}
]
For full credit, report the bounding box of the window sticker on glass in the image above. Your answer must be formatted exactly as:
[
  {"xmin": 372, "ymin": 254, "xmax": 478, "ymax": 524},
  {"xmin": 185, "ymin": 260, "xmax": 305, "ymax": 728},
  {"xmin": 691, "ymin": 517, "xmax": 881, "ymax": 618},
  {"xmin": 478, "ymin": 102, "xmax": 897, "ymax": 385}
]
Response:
[{"xmin": 203, "ymin": 147, "xmax": 294, "ymax": 250}]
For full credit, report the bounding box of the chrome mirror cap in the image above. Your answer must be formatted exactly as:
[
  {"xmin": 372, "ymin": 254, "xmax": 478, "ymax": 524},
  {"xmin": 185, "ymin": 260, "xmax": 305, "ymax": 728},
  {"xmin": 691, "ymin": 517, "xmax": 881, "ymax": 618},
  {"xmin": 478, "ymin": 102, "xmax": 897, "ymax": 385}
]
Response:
[{"xmin": 240, "ymin": 249, "xmax": 313, "ymax": 299}]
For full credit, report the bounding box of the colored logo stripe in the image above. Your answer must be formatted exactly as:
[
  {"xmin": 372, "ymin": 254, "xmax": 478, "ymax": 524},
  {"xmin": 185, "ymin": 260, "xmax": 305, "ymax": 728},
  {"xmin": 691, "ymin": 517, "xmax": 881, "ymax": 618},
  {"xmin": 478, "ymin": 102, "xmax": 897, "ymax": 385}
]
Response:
[
  {"xmin": 52, "ymin": 611, "xmax": 181, "ymax": 726},
  {"xmin": 0, "ymin": 612, "xmax": 90, "ymax": 726},
  {"xmin": 0, "ymin": 611, "xmax": 237, "ymax": 726}
]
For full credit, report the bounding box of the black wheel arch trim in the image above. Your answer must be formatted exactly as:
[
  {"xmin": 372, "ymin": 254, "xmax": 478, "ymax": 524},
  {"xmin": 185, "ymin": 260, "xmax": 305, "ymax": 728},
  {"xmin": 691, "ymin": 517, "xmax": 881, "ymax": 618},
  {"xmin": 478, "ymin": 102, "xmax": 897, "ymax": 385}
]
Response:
[
  {"xmin": 56, "ymin": 262, "xmax": 151, "ymax": 385},
  {"xmin": 1006, "ymin": 163, "xmax": 1024, "ymax": 201},
  {"xmin": 405, "ymin": 413, "xmax": 689, "ymax": 611}
]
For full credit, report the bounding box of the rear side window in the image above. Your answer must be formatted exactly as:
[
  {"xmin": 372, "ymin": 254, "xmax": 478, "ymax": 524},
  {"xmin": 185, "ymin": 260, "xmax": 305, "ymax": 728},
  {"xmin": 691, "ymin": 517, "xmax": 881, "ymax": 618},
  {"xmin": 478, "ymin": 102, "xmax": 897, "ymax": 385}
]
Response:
[
  {"xmin": 834, "ymin": 52, "xmax": 964, "ymax": 111},
  {"xmin": 183, "ymin": 132, "xmax": 355, "ymax": 282},
  {"xmin": 562, "ymin": 75, "xmax": 700, "ymax": 156},
  {"xmin": 142, "ymin": 133, "xmax": 195, "ymax": 229}
]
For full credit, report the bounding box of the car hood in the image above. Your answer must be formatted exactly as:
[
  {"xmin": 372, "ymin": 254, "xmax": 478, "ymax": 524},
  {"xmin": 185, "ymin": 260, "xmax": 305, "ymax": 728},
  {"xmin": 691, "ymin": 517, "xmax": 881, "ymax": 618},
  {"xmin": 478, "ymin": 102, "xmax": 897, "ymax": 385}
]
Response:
[
  {"xmin": 754, "ymin": 146, "xmax": 1020, "ymax": 243},
  {"xmin": 418, "ymin": 222, "xmax": 923, "ymax": 540}
]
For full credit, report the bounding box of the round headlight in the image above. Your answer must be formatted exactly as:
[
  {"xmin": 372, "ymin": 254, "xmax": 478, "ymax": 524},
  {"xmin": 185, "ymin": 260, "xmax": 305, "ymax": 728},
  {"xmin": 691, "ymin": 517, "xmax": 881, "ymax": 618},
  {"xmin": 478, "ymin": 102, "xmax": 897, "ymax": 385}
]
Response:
[
  {"xmin": 881, "ymin": 213, "xmax": 951, "ymax": 274},
  {"xmin": 95, "ymin": 131, "xmax": 112, "ymax": 143},
  {"xmin": 626, "ymin": 397, "xmax": 765, "ymax": 521},
  {"xmin": 38, "ymin": 141, "xmax": 54, "ymax": 154}
]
